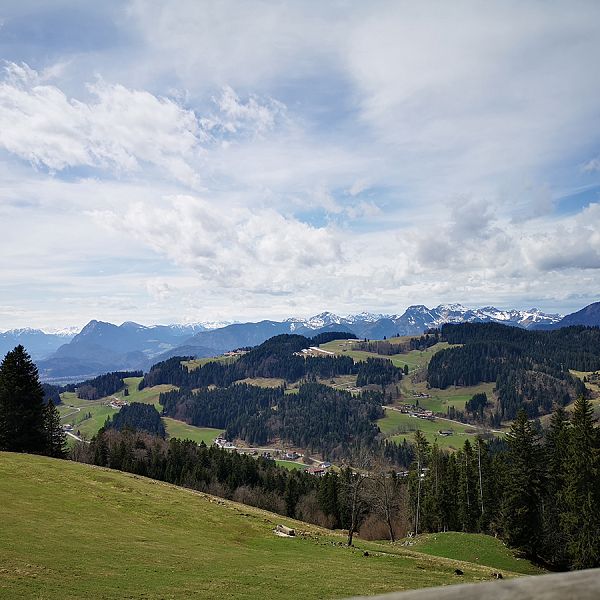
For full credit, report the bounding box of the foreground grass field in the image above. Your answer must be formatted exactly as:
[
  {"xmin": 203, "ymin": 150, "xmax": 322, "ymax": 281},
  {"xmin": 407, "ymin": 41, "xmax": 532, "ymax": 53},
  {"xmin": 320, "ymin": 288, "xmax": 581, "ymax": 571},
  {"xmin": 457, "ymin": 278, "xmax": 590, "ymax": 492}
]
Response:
[
  {"xmin": 411, "ymin": 532, "xmax": 543, "ymax": 575},
  {"xmin": 0, "ymin": 453, "xmax": 530, "ymax": 600}
]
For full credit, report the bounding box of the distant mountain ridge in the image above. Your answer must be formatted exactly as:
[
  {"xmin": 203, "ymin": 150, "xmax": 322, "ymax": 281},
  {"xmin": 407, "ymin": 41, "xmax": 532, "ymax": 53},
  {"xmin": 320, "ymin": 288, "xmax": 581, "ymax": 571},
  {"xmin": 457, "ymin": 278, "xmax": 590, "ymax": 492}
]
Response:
[
  {"xmin": 7, "ymin": 302, "xmax": 599, "ymax": 383},
  {"xmin": 0, "ymin": 328, "xmax": 76, "ymax": 361},
  {"xmin": 536, "ymin": 301, "xmax": 600, "ymax": 330},
  {"xmin": 176, "ymin": 304, "xmax": 563, "ymax": 361}
]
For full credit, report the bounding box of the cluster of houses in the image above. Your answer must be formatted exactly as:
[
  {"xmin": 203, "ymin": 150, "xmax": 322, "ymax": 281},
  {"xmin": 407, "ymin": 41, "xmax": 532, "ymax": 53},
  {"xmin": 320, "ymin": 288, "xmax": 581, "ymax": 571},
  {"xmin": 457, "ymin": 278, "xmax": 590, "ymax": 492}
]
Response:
[
  {"xmin": 397, "ymin": 403, "xmax": 435, "ymax": 420},
  {"xmin": 305, "ymin": 462, "xmax": 332, "ymax": 476}
]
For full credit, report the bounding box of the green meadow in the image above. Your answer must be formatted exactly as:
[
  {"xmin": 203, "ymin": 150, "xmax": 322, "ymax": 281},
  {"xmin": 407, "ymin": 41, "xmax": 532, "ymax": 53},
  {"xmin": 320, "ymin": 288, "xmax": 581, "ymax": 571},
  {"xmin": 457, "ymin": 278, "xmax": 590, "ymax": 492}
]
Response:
[
  {"xmin": 410, "ymin": 532, "xmax": 543, "ymax": 576},
  {"xmin": 377, "ymin": 408, "xmax": 480, "ymax": 451},
  {"xmin": 320, "ymin": 339, "xmax": 450, "ymax": 372},
  {"xmin": 0, "ymin": 453, "xmax": 532, "ymax": 600},
  {"xmin": 402, "ymin": 382, "xmax": 497, "ymax": 414},
  {"xmin": 163, "ymin": 418, "xmax": 222, "ymax": 445}
]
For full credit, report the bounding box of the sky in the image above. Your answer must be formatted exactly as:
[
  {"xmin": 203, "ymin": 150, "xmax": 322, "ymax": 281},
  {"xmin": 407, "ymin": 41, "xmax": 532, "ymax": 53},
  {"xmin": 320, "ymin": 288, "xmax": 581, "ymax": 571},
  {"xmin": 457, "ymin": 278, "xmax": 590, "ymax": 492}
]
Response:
[{"xmin": 1, "ymin": 0, "xmax": 599, "ymax": 330}]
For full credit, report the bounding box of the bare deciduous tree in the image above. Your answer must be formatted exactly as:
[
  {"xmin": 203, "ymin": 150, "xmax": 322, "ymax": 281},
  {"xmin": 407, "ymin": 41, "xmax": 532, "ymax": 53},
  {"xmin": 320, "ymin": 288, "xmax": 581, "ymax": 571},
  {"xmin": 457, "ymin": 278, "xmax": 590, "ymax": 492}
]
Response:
[{"xmin": 369, "ymin": 465, "xmax": 402, "ymax": 542}]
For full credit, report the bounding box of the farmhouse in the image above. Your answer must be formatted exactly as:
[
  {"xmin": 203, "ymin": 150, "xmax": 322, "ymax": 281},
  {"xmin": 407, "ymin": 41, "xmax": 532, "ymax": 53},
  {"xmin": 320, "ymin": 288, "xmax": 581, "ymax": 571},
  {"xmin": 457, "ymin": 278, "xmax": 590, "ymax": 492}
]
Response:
[
  {"xmin": 214, "ymin": 437, "xmax": 236, "ymax": 450},
  {"xmin": 306, "ymin": 466, "xmax": 327, "ymax": 476},
  {"xmin": 109, "ymin": 399, "xmax": 129, "ymax": 409}
]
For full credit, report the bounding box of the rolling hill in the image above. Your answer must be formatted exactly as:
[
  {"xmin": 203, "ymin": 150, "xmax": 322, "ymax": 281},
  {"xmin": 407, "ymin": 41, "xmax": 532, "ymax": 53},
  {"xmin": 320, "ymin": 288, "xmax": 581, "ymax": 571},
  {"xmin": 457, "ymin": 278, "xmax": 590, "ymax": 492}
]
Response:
[{"xmin": 0, "ymin": 453, "xmax": 535, "ymax": 600}]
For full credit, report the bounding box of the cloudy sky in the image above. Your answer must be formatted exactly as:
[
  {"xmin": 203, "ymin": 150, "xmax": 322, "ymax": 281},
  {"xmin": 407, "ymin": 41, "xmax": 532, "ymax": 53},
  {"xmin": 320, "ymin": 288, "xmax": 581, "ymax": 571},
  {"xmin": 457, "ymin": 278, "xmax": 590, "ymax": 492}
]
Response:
[{"xmin": 1, "ymin": 0, "xmax": 599, "ymax": 329}]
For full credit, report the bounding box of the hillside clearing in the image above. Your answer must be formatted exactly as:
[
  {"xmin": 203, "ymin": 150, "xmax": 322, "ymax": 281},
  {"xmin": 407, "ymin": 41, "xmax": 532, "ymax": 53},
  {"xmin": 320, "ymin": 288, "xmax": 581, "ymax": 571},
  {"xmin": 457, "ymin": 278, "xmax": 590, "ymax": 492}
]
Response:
[
  {"xmin": 401, "ymin": 382, "xmax": 497, "ymax": 414},
  {"xmin": 378, "ymin": 408, "xmax": 482, "ymax": 451},
  {"xmin": 0, "ymin": 453, "xmax": 527, "ymax": 600},
  {"xmin": 410, "ymin": 532, "xmax": 543, "ymax": 575},
  {"xmin": 319, "ymin": 339, "xmax": 450, "ymax": 372},
  {"xmin": 163, "ymin": 418, "xmax": 222, "ymax": 445}
]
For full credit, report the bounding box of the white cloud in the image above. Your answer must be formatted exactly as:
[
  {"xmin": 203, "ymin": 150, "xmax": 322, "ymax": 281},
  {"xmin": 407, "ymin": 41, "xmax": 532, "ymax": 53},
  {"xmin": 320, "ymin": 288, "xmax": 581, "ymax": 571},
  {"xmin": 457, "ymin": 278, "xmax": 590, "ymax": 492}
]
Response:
[
  {"xmin": 583, "ymin": 157, "xmax": 600, "ymax": 173},
  {"xmin": 200, "ymin": 86, "xmax": 285, "ymax": 138},
  {"xmin": 0, "ymin": 62, "xmax": 202, "ymax": 185},
  {"xmin": 92, "ymin": 195, "xmax": 343, "ymax": 293}
]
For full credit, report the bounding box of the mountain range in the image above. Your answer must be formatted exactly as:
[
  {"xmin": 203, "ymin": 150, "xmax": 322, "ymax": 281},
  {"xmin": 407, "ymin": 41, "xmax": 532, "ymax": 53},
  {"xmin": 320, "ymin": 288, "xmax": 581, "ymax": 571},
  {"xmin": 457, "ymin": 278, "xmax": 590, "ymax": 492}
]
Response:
[{"xmin": 2, "ymin": 302, "xmax": 598, "ymax": 383}]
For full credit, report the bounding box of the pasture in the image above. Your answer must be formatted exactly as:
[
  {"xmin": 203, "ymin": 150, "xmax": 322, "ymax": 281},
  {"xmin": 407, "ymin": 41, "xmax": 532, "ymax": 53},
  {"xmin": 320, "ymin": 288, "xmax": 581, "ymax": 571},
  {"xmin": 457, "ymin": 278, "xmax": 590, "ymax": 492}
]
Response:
[
  {"xmin": 377, "ymin": 408, "xmax": 481, "ymax": 451},
  {"xmin": 0, "ymin": 453, "xmax": 530, "ymax": 600}
]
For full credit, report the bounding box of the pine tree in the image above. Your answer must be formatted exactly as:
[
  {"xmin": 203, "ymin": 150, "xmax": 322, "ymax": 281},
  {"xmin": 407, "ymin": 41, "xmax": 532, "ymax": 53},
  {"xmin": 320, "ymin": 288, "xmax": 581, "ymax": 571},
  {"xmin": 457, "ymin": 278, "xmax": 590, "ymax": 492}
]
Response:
[
  {"xmin": 562, "ymin": 396, "xmax": 600, "ymax": 568},
  {"xmin": 457, "ymin": 440, "xmax": 478, "ymax": 532},
  {"xmin": 0, "ymin": 345, "xmax": 46, "ymax": 453},
  {"xmin": 501, "ymin": 410, "xmax": 545, "ymax": 558},
  {"xmin": 541, "ymin": 406, "xmax": 570, "ymax": 567},
  {"xmin": 421, "ymin": 441, "xmax": 443, "ymax": 532},
  {"xmin": 43, "ymin": 400, "xmax": 67, "ymax": 458}
]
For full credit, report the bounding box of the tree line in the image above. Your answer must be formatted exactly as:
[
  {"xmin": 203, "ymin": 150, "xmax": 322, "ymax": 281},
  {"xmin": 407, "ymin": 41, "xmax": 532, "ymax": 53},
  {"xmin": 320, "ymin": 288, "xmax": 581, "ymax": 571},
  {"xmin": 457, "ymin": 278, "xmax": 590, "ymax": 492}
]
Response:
[
  {"xmin": 354, "ymin": 332, "xmax": 440, "ymax": 356},
  {"xmin": 407, "ymin": 399, "xmax": 600, "ymax": 570}
]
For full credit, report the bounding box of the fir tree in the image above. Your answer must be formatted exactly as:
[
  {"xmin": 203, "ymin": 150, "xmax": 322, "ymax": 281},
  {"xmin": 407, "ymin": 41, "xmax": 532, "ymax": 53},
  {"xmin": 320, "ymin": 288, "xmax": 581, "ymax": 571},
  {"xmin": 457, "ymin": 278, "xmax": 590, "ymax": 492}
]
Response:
[
  {"xmin": 456, "ymin": 440, "xmax": 478, "ymax": 532},
  {"xmin": 562, "ymin": 396, "xmax": 600, "ymax": 568},
  {"xmin": 0, "ymin": 345, "xmax": 46, "ymax": 453},
  {"xmin": 43, "ymin": 400, "xmax": 67, "ymax": 458},
  {"xmin": 541, "ymin": 406, "xmax": 570, "ymax": 567},
  {"xmin": 501, "ymin": 410, "xmax": 545, "ymax": 558}
]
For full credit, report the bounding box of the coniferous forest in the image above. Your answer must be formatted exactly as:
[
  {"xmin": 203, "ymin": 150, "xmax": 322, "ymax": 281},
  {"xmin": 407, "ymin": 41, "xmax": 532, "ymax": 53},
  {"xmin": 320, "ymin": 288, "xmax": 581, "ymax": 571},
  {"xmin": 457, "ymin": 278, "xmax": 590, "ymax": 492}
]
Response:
[
  {"xmin": 428, "ymin": 323, "xmax": 593, "ymax": 419},
  {"xmin": 64, "ymin": 370, "xmax": 144, "ymax": 400}
]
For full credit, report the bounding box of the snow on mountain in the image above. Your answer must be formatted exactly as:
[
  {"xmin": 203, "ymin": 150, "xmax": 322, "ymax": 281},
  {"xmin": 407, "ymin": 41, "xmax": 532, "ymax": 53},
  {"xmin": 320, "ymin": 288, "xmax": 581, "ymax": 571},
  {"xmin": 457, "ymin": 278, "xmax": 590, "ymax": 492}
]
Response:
[
  {"xmin": 41, "ymin": 326, "xmax": 81, "ymax": 337},
  {"xmin": 292, "ymin": 311, "xmax": 392, "ymax": 330}
]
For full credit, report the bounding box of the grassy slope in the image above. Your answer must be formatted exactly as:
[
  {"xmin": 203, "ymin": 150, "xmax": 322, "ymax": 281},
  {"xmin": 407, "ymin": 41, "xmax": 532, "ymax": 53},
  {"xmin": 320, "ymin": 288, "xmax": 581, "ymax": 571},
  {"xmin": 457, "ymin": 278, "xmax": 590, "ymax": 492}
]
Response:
[
  {"xmin": 320, "ymin": 339, "xmax": 450, "ymax": 371},
  {"xmin": 411, "ymin": 532, "xmax": 543, "ymax": 576},
  {"xmin": 402, "ymin": 382, "xmax": 497, "ymax": 414},
  {"xmin": 377, "ymin": 409, "xmax": 480, "ymax": 451},
  {"xmin": 0, "ymin": 453, "xmax": 529, "ymax": 600},
  {"xmin": 163, "ymin": 417, "xmax": 222, "ymax": 445},
  {"xmin": 184, "ymin": 355, "xmax": 237, "ymax": 371}
]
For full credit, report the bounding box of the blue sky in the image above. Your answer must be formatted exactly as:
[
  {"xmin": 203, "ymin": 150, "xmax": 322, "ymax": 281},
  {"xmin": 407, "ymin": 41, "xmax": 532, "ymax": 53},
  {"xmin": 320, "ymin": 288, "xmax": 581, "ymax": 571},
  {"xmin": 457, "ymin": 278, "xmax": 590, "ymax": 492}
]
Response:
[{"xmin": 1, "ymin": 0, "xmax": 599, "ymax": 329}]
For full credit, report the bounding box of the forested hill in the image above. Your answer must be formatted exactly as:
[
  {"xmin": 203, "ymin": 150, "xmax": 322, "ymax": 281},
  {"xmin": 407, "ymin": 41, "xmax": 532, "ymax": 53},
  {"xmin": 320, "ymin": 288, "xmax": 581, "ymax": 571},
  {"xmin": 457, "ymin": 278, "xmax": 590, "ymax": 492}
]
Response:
[
  {"xmin": 64, "ymin": 370, "xmax": 143, "ymax": 400},
  {"xmin": 428, "ymin": 323, "xmax": 596, "ymax": 420},
  {"xmin": 161, "ymin": 383, "xmax": 384, "ymax": 456},
  {"xmin": 137, "ymin": 332, "xmax": 400, "ymax": 459},
  {"xmin": 140, "ymin": 332, "xmax": 398, "ymax": 390}
]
